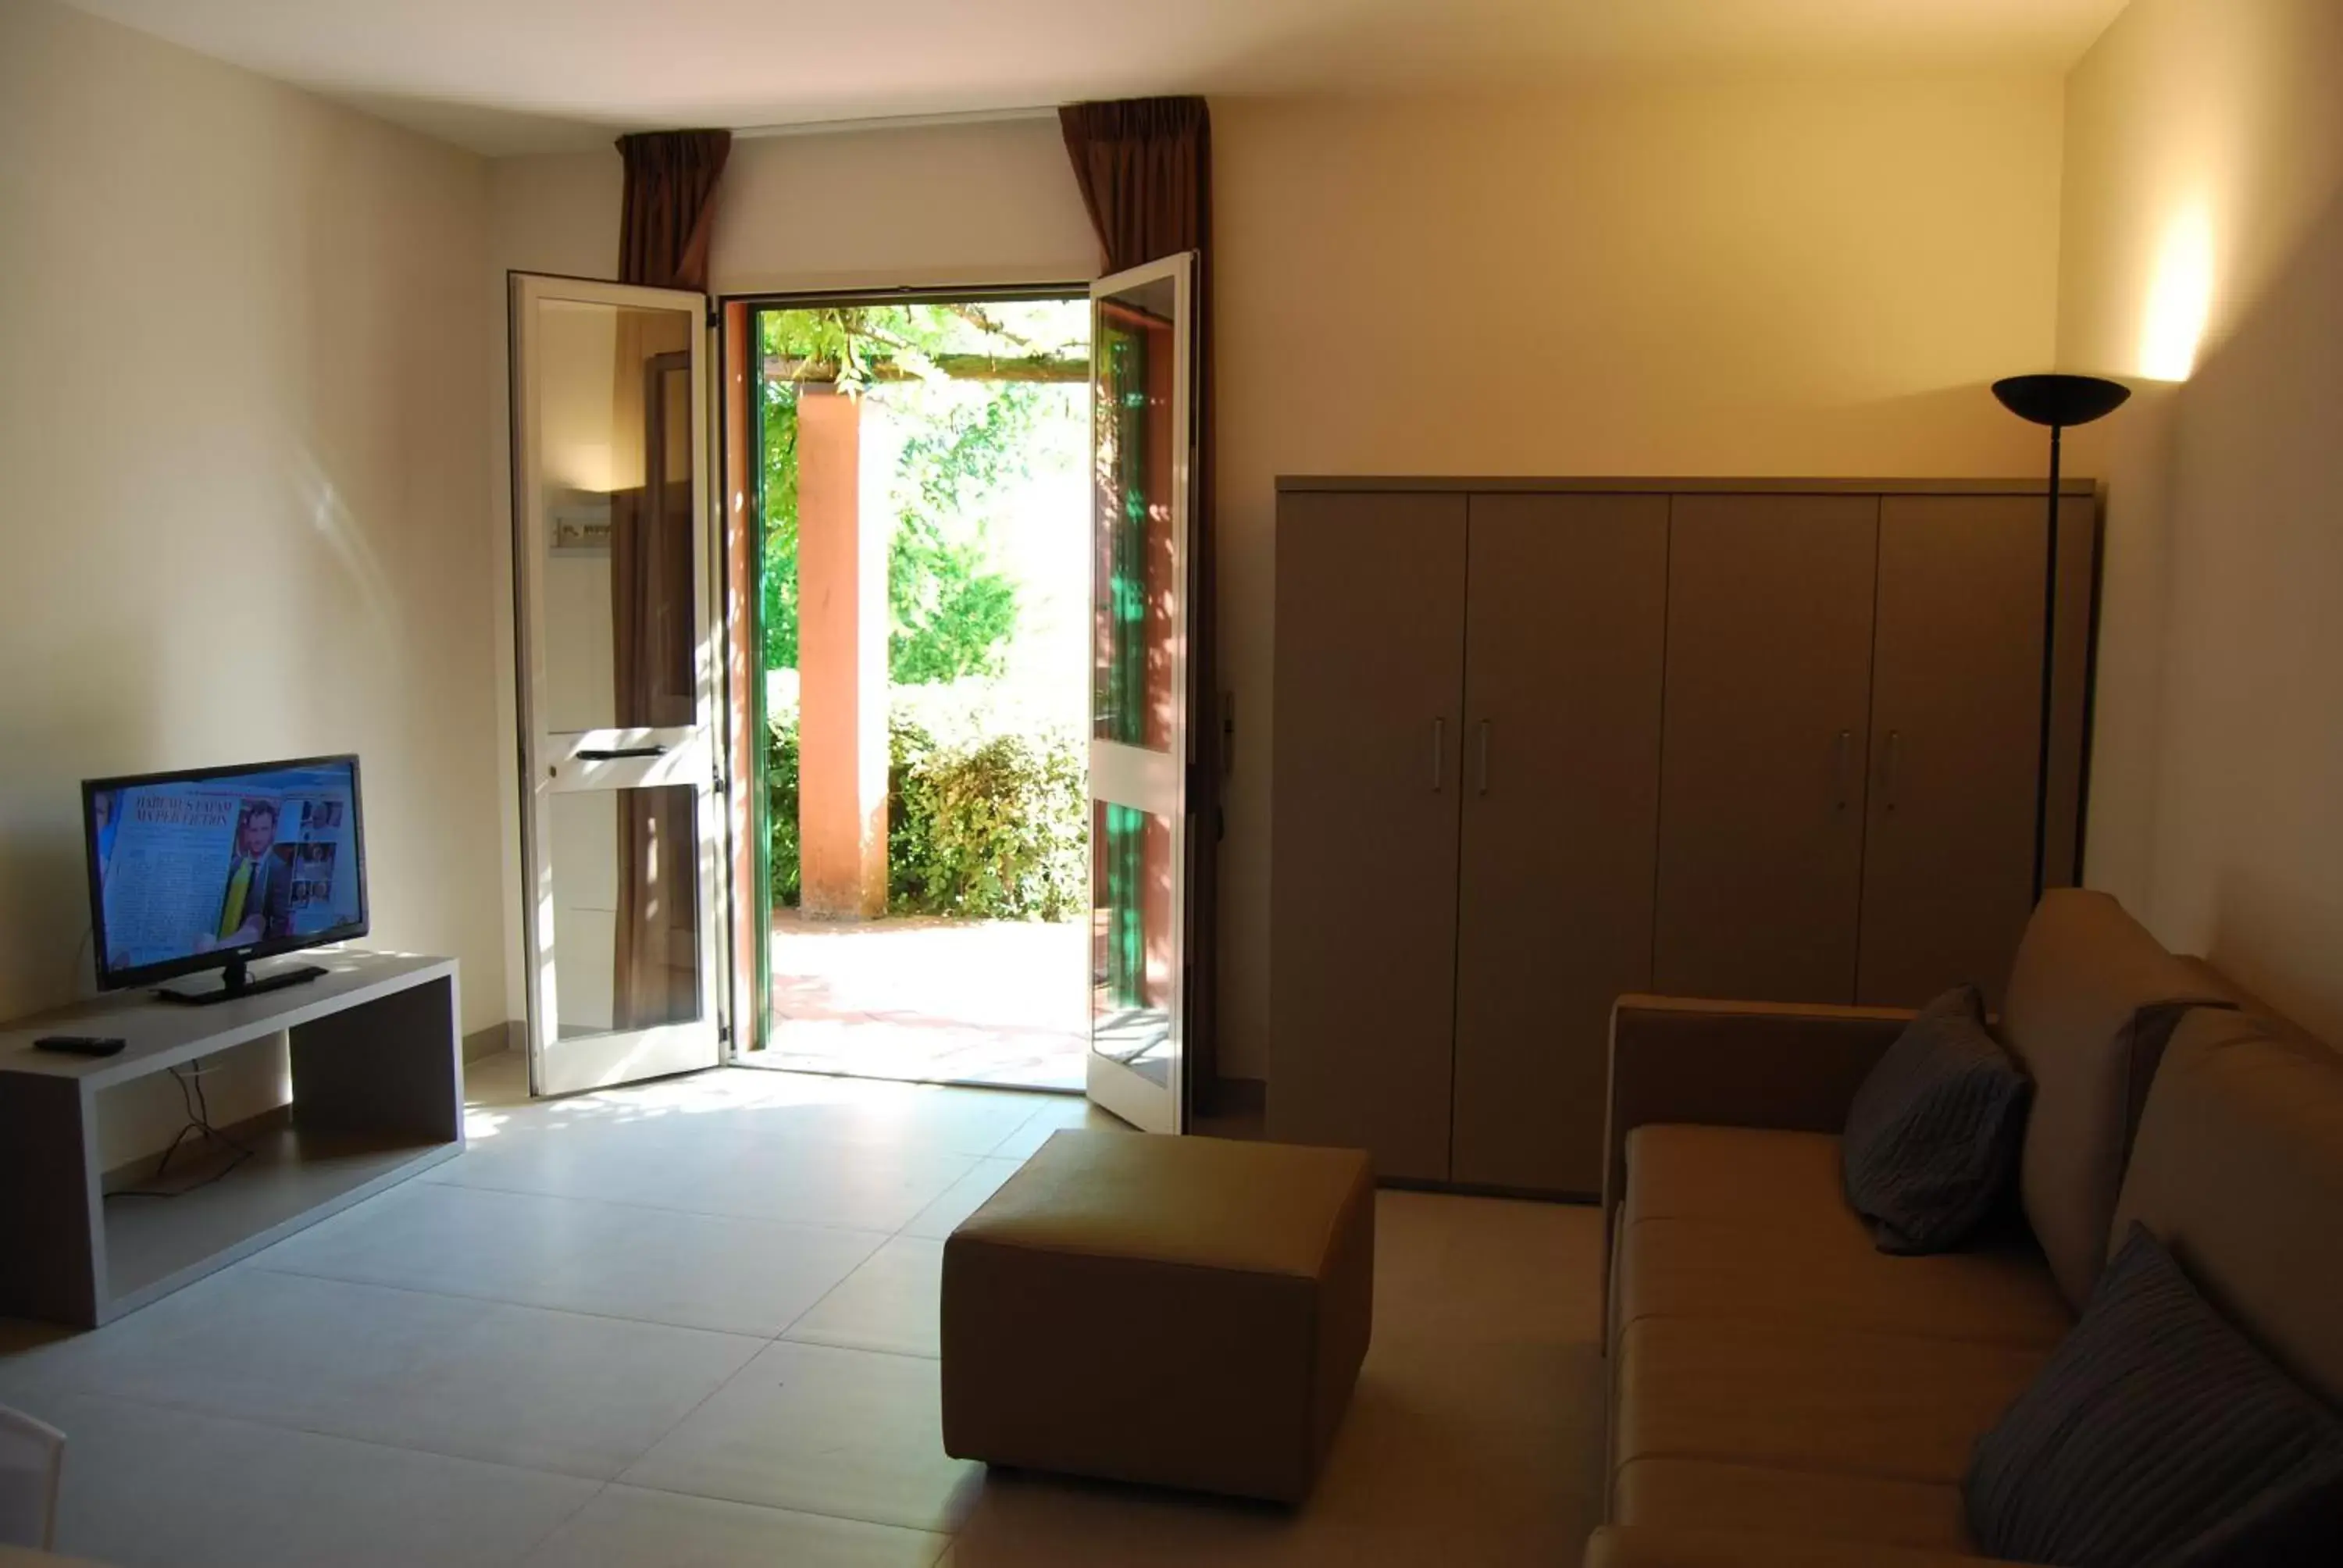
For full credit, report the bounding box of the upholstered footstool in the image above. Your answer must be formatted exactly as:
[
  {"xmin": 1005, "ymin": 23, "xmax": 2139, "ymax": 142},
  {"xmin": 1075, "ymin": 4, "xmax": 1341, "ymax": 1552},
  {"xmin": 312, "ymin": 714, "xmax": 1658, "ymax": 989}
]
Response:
[{"xmin": 940, "ymin": 1129, "xmax": 1375, "ymax": 1503}]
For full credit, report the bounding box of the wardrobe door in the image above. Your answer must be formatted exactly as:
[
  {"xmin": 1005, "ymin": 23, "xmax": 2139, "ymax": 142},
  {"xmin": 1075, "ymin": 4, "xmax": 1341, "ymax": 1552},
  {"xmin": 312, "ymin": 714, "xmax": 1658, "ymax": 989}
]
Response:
[
  {"xmin": 1654, "ymin": 495, "xmax": 1879, "ymax": 1003},
  {"xmin": 1452, "ymin": 495, "xmax": 1667, "ymax": 1196},
  {"xmin": 1269, "ymin": 491, "xmax": 1467, "ymax": 1181},
  {"xmin": 1856, "ymin": 497, "xmax": 2048, "ymax": 1009}
]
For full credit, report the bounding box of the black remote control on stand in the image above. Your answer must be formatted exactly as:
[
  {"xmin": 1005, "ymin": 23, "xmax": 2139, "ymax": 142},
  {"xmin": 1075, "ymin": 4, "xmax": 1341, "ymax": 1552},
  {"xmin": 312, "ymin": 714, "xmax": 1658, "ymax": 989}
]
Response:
[{"xmin": 34, "ymin": 1035, "xmax": 127, "ymax": 1057}]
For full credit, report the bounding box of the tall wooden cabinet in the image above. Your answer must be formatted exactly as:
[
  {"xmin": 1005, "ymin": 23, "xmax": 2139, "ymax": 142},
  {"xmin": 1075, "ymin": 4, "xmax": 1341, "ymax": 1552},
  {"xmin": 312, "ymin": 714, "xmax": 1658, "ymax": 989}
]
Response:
[
  {"xmin": 1652, "ymin": 497, "xmax": 1881, "ymax": 1005},
  {"xmin": 1268, "ymin": 492, "xmax": 1470, "ymax": 1181},
  {"xmin": 1451, "ymin": 497, "xmax": 1667, "ymax": 1193},
  {"xmin": 1271, "ymin": 478, "xmax": 2099, "ymax": 1196}
]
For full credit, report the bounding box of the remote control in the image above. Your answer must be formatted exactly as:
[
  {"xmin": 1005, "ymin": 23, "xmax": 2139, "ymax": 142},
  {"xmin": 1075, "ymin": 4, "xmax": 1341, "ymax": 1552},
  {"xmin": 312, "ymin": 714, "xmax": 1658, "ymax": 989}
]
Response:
[{"xmin": 34, "ymin": 1035, "xmax": 127, "ymax": 1057}]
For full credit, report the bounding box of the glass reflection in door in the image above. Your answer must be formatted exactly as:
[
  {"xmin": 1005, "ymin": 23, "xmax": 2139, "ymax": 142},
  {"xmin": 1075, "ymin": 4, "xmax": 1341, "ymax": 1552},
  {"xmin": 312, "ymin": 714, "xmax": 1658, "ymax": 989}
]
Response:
[
  {"xmin": 512, "ymin": 275, "xmax": 722, "ymax": 1095},
  {"xmin": 1084, "ymin": 255, "xmax": 1193, "ymax": 1133}
]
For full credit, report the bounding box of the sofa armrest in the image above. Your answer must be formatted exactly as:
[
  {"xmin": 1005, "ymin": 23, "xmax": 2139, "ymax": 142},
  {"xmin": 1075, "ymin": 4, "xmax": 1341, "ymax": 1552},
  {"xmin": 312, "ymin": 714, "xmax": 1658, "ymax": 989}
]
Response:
[
  {"xmin": 1585, "ymin": 1525, "xmax": 2013, "ymax": 1567},
  {"xmin": 1602, "ymin": 994, "xmax": 1917, "ymax": 1224}
]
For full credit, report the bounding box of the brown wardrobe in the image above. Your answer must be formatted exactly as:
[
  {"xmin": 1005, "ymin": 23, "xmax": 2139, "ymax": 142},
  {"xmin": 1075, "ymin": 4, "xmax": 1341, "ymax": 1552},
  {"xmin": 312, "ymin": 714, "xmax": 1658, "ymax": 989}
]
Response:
[{"xmin": 1269, "ymin": 479, "xmax": 2097, "ymax": 1196}]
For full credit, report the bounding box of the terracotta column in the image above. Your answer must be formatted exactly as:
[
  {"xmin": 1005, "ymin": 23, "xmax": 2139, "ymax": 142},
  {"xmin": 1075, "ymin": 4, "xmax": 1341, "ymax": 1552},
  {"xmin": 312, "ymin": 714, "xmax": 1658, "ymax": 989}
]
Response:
[{"xmin": 796, "ymin": 383, "xmax": 889, "ymax": 920}]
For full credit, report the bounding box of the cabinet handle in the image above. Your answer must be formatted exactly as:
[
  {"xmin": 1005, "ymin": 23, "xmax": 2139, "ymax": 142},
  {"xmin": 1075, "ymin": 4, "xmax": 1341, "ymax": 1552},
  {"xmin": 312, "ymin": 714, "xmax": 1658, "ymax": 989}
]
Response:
[
  {"xmin": 1832, "ymin": 729, "xmax": 1853, "ymax": 812},
  {"xmin": 1884, "ymin": 730, "xmax": 1903, "ymax": 813},
  {"xmin": 1431, "ymin": 718, "xmax": 1445, "ymax": 793},
  {"xmin": 1476, "ymin": 721, "xmax": 1492, "ymax": 796}
]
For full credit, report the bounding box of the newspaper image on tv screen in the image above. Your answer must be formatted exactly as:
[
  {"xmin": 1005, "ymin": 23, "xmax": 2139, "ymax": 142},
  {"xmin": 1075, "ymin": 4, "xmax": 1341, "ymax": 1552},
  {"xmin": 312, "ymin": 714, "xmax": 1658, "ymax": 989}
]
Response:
[{"xmin": 91, "ymin": 760, "xmax": 361, "ymax": 975}]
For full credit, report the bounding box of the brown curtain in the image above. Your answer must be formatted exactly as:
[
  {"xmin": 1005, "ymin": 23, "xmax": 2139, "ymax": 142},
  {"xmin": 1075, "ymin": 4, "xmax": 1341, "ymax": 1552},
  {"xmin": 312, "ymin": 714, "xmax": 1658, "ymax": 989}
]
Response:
[
  {"xmin": 1059, "ymin": 98, "xmax": 1222, "ymax": 1110},
  {"xmin": 616, "ymin": 130, "xmax": 732, "ymax": 291},
  {"xmin": 610, "ymin": 130, "xmax": 729, "ymax": 1029}
]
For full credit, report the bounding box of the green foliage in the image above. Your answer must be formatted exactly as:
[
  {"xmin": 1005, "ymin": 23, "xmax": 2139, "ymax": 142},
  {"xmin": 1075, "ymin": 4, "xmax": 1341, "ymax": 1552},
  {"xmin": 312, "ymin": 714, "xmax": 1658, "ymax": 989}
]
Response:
[
  {"xmin": 756, "ymin": 303, "xmax": 1082, "ymax": 685},
  {"xmin": 766, "ymin": 694, "xmax": 802, "ymax": 908},
  {"xmin": 886, "ymin": 387, "xmax": 1039, "ymax": 683},
  {"xmin": 764, "ymin": 686, "xmax": 1085, "ymax": 921},
  {"xmin": 757, "ymin": 377, "xmax": 801, "ymax": 672}
]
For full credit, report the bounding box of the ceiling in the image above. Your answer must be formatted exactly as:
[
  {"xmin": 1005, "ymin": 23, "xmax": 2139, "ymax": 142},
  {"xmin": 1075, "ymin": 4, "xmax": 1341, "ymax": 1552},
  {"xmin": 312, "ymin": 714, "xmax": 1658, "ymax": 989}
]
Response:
[{"xmin": 66, "ymin": 0, "xmax": 2132, "ymax": 156}]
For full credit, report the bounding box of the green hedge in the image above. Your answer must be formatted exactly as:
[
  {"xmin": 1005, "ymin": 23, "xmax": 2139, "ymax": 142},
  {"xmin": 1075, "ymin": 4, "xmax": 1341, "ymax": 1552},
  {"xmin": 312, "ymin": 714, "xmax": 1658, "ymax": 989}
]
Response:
[{"xmin": 767, "ymin": 686, "xmax": 1085, "ymax": 921}]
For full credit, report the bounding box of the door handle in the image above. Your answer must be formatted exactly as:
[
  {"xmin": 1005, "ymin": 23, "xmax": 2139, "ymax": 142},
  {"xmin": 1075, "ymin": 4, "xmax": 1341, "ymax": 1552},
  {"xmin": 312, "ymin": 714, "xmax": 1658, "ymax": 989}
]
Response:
[
  {"xmin": 1832, "ymin": 729, "xmax": 1853, "ymax": 812},
  {"xmin": 1476, "ymin": 721, "xmax": 1492, "ymax": 796},
  {"xmin": 1431, "ymin": 718, "xmax": 1446, "ymax": 793},
  {"xmin": 1884, "ymin": 730, "xmax": 1903, "ymax": 813},
  {"xmin": 576, "ymin": 744, "xmax": 669, "ymax": 761}
]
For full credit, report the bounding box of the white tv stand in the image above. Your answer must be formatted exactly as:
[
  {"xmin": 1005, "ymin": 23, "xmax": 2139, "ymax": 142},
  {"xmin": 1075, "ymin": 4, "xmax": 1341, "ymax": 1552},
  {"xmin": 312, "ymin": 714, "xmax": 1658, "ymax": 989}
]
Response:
[{"xmin": 0, "ymin": 953, "xmax": 462, "ymax": 1327}]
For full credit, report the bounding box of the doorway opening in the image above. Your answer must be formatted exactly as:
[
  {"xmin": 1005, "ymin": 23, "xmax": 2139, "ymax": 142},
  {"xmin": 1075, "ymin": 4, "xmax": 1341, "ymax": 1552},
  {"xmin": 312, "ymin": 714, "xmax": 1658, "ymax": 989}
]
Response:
[{"xmin": 741, "ymin": 291, "xmax": 1092, "ymax": 1092}]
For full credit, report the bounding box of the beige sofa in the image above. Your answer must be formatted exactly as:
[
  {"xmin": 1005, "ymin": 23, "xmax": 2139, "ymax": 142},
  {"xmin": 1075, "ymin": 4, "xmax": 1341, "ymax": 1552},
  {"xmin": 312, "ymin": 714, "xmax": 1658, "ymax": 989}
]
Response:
[{"xmin": 1585, "ymin": 890, "xmax": 2343, "ymax": 1566}]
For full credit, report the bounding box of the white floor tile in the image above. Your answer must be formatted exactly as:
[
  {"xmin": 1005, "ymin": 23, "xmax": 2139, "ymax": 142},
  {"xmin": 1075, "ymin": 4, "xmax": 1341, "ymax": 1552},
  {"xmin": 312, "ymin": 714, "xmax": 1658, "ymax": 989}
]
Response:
[
  {"xmin": 621, "ymin": 1339, "xmax": 985, "ymax": 1534},
  {"xmin": 0, "ymin": 1066, "xmax": 1615, "ymax": 1568},
  {"xmin": 784, "ymin": 1236, "xmax": 944, "ymax": 1357},
  {"xmin": 45, "ymin": 1390, "xmax": 597, "ymax": 1568},
  {"xmin": 900, "ymin": 1157, "xmax": 1025, "ymax": 1240},
  {"xmin": 251, "ymin": 1179, "xmax": 886, "ymax": 1337},
  {"xmin": 986, "ymin": 1096, "xmax": 1128, "ymax": 1160},
  {"xmin": 522, "ymin": 1484, "xmax": 949, "ymax": 1568},
  {"xmin": 12, "ymin": 1269, "xmax": 761, "ymax": 1480},
  {"xmin": 433, "ymin": 1115, "xmax": 982, "ymax": 1233}
]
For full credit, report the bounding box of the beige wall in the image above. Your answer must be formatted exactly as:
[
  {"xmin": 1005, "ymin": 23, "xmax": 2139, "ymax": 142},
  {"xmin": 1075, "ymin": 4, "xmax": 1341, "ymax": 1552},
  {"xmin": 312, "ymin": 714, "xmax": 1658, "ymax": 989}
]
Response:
[
  {"xmin": 0, "ymin": 0, "xmax": 501, "ymax": 1153},
  {"xmin": 2059, "ymin": 0, "xmax": 2343, "ymax": 1041},
  {"xmin": 1214, "ymin": 77, "xmax": 2063, "ymax": 1078}
]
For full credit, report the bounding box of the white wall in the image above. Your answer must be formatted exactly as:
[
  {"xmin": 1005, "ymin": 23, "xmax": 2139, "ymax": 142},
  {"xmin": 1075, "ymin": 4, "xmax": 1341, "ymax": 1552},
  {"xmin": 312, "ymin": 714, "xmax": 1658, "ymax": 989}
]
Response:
[
  {"xmin": 0, "ymin": 0, "xmax": 501, "ymax": 1153},
  {"xmin": 488, "ymin": 82, "xmax": 2067, "ymax": 1084},
  {"xmin": 2059, "ymin": 0, "xmax": 2343, "ymax": 1042}
]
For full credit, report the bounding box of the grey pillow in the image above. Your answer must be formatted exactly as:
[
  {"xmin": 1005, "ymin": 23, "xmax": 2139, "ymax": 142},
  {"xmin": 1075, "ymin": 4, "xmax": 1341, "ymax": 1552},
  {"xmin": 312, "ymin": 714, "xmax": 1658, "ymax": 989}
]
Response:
[
  {"xmin": 1841, "ymin": 984, "xmax": 2031, "ymax": 1253},
  {"xmin": 1967, "ymin": 1224, "xmax": 2343, "ymax": 1567}
]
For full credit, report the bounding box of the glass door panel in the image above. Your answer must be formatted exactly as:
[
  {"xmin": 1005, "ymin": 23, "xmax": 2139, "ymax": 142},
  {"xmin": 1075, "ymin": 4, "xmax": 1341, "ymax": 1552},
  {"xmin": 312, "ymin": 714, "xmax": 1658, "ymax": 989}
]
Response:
[
  {"xmin": 511, "ymin": 275, "xmax": 724, "ymax": 1096},
  {"xmin": 1085, "ymin": 255, "xmax": 1193, "ymax": 1133}
]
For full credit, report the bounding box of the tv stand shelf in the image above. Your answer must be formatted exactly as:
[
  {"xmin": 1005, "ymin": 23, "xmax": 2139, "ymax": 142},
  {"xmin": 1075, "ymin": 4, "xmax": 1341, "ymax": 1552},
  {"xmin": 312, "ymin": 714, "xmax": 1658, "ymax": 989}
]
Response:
[{"xmin": 0, "ymin": 953, "xmax": 462, "ymax": 1327}]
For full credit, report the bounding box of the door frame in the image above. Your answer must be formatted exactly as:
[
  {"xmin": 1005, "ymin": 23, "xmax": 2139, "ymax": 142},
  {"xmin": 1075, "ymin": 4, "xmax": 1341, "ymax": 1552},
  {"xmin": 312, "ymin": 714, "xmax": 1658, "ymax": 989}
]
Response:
[
  {"xmin": 717, "ymin": 283, "xmax": 1089, "ymax": 1070},
  {"xmin": 508, "ymin": 272, "xmax": 726, "ymax": 1096},
  {"xmin": 1082, "ymin": 251, "xmax": 1197, "ymax": 1135}
]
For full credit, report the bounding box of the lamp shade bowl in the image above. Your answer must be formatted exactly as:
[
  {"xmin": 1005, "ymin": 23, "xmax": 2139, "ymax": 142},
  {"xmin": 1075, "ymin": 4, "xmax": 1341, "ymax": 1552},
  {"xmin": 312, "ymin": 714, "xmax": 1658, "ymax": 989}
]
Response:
[{"xmin": 1992, "ymin": 373, "xmax": 2132, "ymax": 429}]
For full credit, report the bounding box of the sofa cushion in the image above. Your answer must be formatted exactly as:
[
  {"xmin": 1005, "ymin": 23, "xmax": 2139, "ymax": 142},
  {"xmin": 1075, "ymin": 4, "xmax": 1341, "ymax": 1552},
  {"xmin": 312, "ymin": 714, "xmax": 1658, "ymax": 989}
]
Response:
[
  {"xmin": 2115, "ymin": 1008, "xmax": 2343, "ymax": 1409},
  {"xmin": 1618, "ymin": 1213, "xmax": 2070, "ymax": 1349},
  {"xmin": 1616, "ymin": 1458, "xmax": 1971, "ymax": 1552},
  {"xmin": 1616, "ymin": 1315, "xmax": 2047, "ymax": 1485},
  {"xmin": 1966, "ymin": 1224, "xmax": 2343, "ymax": 1567},
  {"xmin": 1998, "ymin": 889, "xmax": 2234, "ymax": 1306},
  {"xmin": 1842, "ymin": 985, "xmax": 2033, "ymax": 1254},
  {"xmin": 1621, "ymin": 1124, "xmax": 1849, "ymax": 1234}
]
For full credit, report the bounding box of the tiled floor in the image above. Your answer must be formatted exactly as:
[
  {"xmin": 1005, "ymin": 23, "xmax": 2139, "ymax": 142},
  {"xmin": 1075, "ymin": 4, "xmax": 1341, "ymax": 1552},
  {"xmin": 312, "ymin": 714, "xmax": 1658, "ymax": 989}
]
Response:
[
  {"xmin": 0, "ymin": 1053, "xmax": 1606, "ymax": 1566},
  {"xmin": 767, "ymin": 912, "xmax": 1089, "ymax": 1091}
]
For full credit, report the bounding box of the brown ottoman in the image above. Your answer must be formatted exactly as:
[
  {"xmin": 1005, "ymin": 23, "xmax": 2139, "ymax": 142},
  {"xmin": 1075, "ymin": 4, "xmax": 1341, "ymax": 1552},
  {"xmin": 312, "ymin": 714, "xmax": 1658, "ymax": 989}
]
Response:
[{"xmin": 940, "ymin": 1129, "xmax": 1375, "ymax": 1503}]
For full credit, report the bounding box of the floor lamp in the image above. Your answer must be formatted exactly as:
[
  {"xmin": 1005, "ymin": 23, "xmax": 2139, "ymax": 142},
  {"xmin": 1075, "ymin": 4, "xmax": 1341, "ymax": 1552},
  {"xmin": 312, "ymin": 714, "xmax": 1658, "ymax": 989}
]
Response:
[{"xmin": 1992, "ymin": 373, "xmax": 2130, "ymax": 895}]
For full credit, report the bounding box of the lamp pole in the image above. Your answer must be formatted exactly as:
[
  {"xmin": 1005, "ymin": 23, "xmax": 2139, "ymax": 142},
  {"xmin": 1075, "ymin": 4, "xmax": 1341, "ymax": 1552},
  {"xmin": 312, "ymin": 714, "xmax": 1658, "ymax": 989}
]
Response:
[{"xmin": 1991, "ymin": 374, "xmax": 2130, "ymax": 896}]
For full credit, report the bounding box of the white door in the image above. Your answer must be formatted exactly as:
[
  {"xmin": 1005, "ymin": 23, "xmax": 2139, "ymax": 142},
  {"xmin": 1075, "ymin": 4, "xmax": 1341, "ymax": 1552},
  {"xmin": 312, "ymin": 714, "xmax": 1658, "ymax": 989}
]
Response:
[
  {"xmin": 1084, "ymin": 255, "xmax": 1196, "ymax": 1134},
  {"xmin": 509, "ymin": 274, "xmax": 725, "ymax": 1096}
]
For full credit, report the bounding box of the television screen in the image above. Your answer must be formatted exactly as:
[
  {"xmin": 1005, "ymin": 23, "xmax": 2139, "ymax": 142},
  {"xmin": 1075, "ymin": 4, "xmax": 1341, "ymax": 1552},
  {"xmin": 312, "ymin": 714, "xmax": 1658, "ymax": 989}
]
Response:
[{"xmin": 84, "ymin": 755, "xmax": 369, "ymax": 989}]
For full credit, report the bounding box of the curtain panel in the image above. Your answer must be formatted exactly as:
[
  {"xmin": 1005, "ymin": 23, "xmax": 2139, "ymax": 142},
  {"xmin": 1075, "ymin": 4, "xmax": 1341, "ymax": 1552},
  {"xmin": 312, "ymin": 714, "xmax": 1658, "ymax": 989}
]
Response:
[
  {"xmin": 616, "ymin": 129, "xmax": 733, "ymax": 292},
  {"xmin": 1059, "ymin": 97, "xmax": 1223, "ymax": 1108}
]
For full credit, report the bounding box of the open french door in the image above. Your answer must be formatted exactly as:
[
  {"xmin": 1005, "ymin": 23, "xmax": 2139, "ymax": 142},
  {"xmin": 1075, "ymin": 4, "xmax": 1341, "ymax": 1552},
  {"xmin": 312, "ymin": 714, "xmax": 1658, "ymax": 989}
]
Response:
[
  {"xmin": 1083, "ymin": 254, "xmax": 1196, "ymax": 1134},
  {"xmin": 508, "ymin": 273, "xmax": 726, "ymax": 1096}
]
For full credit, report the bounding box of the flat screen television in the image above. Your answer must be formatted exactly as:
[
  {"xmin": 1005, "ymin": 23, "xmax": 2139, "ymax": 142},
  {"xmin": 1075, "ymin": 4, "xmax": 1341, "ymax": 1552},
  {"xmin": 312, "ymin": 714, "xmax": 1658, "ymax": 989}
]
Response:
[{"xmin": 82, "ymin": 754, "xmax": 368, "ymax": 1001}]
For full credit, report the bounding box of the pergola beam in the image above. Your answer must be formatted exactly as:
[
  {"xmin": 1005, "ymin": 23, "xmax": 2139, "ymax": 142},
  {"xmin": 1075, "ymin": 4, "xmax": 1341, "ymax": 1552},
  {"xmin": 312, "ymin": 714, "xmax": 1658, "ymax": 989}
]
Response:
[{"xmin": 762, "ymin": 354, "xmax": 1088, "ymax": 385}]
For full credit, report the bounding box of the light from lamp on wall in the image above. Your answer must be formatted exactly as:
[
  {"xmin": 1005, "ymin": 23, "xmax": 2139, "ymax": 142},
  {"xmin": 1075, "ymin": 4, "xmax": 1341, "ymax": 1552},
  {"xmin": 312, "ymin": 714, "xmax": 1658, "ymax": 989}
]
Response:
[{"xmin": 2139, "ymin": 205, "xmax": 2215, "ymax": 382}]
